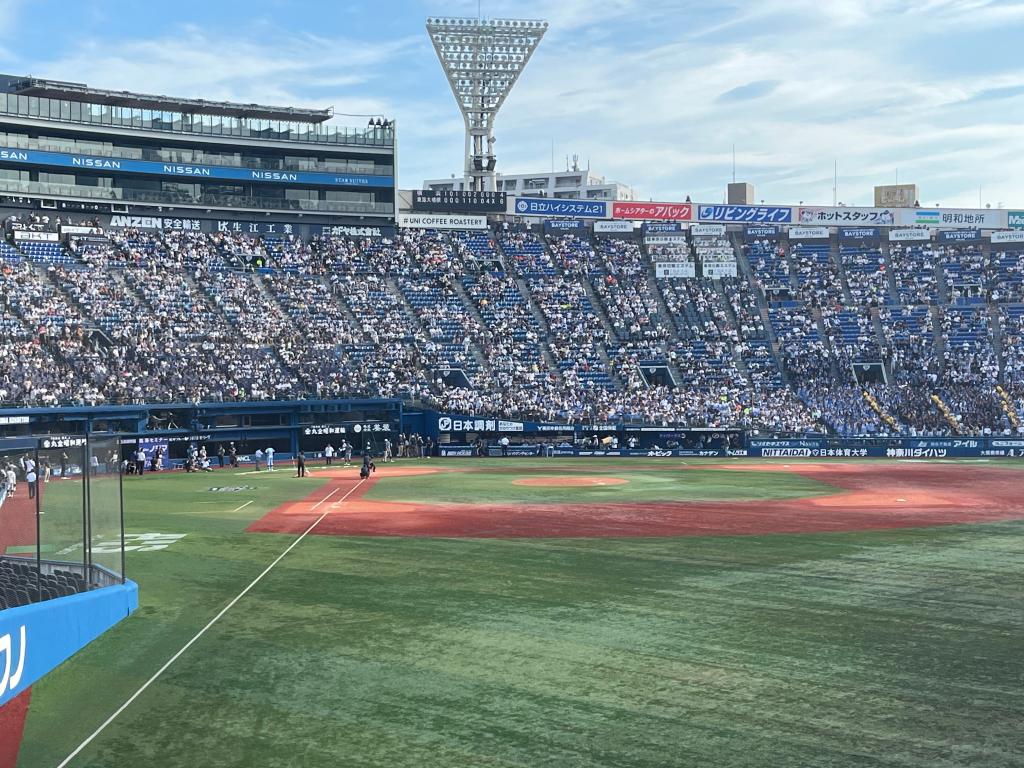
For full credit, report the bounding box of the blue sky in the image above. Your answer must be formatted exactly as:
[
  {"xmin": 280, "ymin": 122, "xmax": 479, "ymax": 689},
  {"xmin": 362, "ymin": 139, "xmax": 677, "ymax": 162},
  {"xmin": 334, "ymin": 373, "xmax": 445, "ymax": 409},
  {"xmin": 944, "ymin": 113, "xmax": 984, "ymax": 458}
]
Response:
[{"xmin": 3, "ymin": 0, "xmax": 1023, "ymax": 207}]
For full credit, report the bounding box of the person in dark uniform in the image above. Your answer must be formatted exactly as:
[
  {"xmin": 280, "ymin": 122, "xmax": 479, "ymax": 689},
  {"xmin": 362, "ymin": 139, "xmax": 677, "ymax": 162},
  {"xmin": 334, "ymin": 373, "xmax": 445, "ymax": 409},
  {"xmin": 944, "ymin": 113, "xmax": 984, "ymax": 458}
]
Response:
[
  {"xmin": 359, "ymin": 452, "xmax": 376, "ymax": 479},
  {"xmin": 294, "ymin": 451, "xmax": 307, "ymax": 478},
  {"xmin": 217, "ymin": 444, "xmax": 226, "ymax": 468}
]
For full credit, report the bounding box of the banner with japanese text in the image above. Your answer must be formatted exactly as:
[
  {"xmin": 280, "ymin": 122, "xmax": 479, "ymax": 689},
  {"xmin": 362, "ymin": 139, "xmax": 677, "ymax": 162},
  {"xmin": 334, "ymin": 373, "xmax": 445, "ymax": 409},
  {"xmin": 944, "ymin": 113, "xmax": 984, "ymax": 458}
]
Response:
[
  {"xmin": 798, "ymin": 207, "xmax": 896, "ymax": 225},
  {"xmin": 612, "ymin": 201, "xmax": 692, "ymax": 221},
  {"xmin": 698, "ymin": 205, "xmax": 792, "ymax": 223},
  {"xmin": 897, "ymin": 208, "xmax": 1004, "ymax": 228}
]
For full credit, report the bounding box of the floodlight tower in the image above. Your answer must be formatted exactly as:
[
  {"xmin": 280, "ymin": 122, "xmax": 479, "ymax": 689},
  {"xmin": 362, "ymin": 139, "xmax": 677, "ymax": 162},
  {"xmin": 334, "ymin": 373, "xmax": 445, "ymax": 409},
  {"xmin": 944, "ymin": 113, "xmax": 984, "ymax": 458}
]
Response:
[{"xmin": 426, "ymin": 16, "xmax": 547, "ymax": 192}]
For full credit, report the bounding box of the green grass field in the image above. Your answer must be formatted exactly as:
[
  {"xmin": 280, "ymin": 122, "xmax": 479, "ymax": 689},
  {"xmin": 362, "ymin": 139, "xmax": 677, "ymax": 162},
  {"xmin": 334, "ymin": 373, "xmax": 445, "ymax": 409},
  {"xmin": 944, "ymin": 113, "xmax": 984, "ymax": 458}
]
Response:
[{"xmin": 16, "ymin": 459, "xmax": 1024, "ymax": 768}]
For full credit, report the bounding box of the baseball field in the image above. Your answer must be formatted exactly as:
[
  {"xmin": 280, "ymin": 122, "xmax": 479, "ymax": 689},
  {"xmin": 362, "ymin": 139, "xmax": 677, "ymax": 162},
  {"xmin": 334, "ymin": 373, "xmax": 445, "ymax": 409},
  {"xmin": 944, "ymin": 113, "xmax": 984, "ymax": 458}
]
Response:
[{"xmin": 9, "ymin": 458, "xmax": 1024, "ymax": 767}]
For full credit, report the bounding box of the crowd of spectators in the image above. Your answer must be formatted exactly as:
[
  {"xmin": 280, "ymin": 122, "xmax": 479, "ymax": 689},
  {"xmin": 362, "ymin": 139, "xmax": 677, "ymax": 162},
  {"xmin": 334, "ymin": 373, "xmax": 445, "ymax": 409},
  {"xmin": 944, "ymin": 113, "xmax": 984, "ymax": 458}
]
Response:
[{"xmin": 0, "ymin": 223, "xmax": 1021, "ymax": 435}]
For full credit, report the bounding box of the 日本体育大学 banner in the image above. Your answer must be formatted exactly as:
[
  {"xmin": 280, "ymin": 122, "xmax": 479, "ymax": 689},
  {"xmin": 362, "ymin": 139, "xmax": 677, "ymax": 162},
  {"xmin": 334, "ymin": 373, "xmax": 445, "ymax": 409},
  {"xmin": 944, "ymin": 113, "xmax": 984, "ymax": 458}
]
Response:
[
  {"xmin": 698, "ymin": 204, "xmax": 792, "ymax": 223},
  {"xmin": 611, "ymin": 201, "xmax": 692, "ymax": 221},
  {"xmin": 0, "ymin": 146, "xmax": 393, "ymax": 187},
  {"xmin": 655, "ymin": 262, "xmax": 696, "ymax": 277},
  {"xmin": 702, "ymin": 261, "xmax": 738, "ymax": 277}
]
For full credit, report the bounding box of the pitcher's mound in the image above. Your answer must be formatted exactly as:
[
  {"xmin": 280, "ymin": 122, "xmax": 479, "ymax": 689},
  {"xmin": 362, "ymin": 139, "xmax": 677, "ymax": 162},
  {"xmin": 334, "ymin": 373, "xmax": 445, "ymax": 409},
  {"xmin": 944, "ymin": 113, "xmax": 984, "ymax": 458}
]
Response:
[{"xmin": 513, "ymin": 476, "xmax": 628, "ymax": 487}]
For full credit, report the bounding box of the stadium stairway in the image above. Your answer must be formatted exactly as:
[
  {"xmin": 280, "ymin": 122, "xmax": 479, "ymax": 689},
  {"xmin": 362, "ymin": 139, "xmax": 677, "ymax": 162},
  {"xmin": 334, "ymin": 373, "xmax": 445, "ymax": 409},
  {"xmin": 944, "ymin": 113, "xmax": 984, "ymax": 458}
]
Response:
[
  {"xmin": 510, "ymin": 274, "xmax": 565, "ymax": 384},
  {"xmin": 995, "ymin": 385, "xmax": 1021, "ymax": 429},
  {"xmin": 829, "ymin": 238, "xmax": 857, "ymax": 305},
  {"xmin": 931, "ymin": 392, "xmax": 961, "ymax": 433}
]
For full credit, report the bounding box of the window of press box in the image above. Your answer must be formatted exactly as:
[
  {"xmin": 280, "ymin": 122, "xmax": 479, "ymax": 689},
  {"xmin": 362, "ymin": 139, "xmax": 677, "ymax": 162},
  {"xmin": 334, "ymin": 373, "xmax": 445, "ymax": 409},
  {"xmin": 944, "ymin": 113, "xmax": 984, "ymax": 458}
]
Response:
[{"xmin": 323, "ymin": 190, "xmax": 373, "ymax": 203}]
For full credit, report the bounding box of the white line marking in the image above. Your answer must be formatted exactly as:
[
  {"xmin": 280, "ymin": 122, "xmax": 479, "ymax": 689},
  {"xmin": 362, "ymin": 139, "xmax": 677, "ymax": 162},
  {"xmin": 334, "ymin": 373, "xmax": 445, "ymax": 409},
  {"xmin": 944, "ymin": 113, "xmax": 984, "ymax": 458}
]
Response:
[
  {"xmin": 230, "ymin": 500, "xmax": 254, "ymax": 514},
  {"xmin": 56, "ymin": 480, "xmax": 360, "ymax": 768}
]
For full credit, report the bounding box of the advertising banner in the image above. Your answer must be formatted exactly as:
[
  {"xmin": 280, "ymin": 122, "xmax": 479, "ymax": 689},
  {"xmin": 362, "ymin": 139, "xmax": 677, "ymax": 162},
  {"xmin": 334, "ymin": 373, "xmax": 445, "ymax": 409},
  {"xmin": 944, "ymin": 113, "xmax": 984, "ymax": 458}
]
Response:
[
  {"xmin": 0, "ymin": 582, "xmax": 138, "ymax": 707},
  {"xmin": 990, "ymin": 230, "xmax": 1024, "ymax": 244},
  {"xmin": 744, "ymin": 225, "xmax": 780, "ymax": 239},
  {"xmin": 0, "ymin": 146, "xmax": 392, "ymax": 187},
  {"xmin": 798, "ymin": 207, "xmax": 896, "ymax": 225},
  {"xmin": 12, "ymin": 230, "xmax": 59, "ymax": 242},
  {"xmin": 437, "ymin": 415, "xmax": 524, "ymax": 432},
  {"xmin": 543, "ymin": 219, "xmax": 586, "ymax": 233},
  {"xmin": 702, "ymin": 261, "xmax": 738, "ymax": 278},
  {"xmin": 1008, "ymin": 211, "xmax": 1024, "ymax": 229},
  {"xmin": 642, "ymin": 222, "xmax": 684, "ymax": 234},
  {"xmin": 644, "ymin": 234, "xmax": 688, "ymax": 245},
  {"xmin": 698, "ymin": 204, "xmax": 792, "ymax": 223},
  {"xmin": 594, "ymin": 220, "xmax": 634, "ymax": 233},
  {"xmin": 691, "ymin": 224, "xmax": 726, "ymax": 236},
  {"xmin": 788, "ymin": 226, "xmax": 830, "ymax": 240},
  {"xmin": 889, "ymin": 228, "xmax": 931, "ymax": 242},
  {"xmin": 839, "ymin": 227, "xmax": 881, "ymax": 241},
  {"xmin": 611, "ymin": 201, "xmax": 692, "ymax": 221},
  {"xmin": 898, "ymin": 208, "xmax": 1004, "ymax": 228},
  {"xmin": 59, "ymin": 225, "xmax": 103, "ymax": 236},
  {"xmin": 656, "ymin": 262, "xmax": 696, "ymax": 278},
  {"xmin": 320, "ymin": 224, "xmax": 394, "ymax": 238},
  {"xmin": 412, "ymin": 190, "xmax": 506, "ymax": 213},
  {"xmin": 512, "ymin": 197, "xmax": 608, "ymax": 218},
  {"xmin": 938, "ymin": 229, "xmax": 981, "ymax": 243},
  {"xmin": 397, "ymin": 213, "xmax": 488, "ymax": 230}
]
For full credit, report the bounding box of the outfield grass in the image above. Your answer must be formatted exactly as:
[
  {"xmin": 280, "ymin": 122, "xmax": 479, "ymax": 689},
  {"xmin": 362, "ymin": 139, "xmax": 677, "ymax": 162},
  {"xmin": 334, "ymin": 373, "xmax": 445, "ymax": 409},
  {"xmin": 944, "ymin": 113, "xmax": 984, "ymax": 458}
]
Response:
[{"xmin": 17, "ymin": 460, "xmax": 1024, "ymax": 768}]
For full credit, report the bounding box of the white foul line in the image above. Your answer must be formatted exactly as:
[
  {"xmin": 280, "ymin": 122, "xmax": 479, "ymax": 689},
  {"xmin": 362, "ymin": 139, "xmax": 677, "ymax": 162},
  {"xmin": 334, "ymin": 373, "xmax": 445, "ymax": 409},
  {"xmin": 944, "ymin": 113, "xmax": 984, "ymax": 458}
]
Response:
[
  {"xmin": 56, "ymin": 479, "xmax": 362, "ymax": 768},
  {"xmin": 230, "ymin": 500, "xmax": 254, "ymax": 514}
]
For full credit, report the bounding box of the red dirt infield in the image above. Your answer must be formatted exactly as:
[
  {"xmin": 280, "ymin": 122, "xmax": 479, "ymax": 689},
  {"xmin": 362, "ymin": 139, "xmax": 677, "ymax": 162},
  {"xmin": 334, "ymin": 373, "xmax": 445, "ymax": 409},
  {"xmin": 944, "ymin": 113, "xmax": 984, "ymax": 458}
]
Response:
[
  {"xmin": 512, "ymin": 476, "xmax": 629, "ymax": 487},
  {"xmin": 246, "ymin": 462, "xmax": 1024, "ymax": 539},
  {"xmin": 0, "ymin": 688, "xmax": 31, "ymax": 768}
]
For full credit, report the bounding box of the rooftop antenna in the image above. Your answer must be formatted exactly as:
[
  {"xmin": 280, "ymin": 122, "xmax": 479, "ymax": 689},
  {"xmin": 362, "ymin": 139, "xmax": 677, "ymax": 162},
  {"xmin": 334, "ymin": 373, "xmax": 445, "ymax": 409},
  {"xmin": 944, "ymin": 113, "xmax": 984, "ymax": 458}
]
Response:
[{"xmin": 427, "ymin": 16, "xmax": 547, "ymax": 192}]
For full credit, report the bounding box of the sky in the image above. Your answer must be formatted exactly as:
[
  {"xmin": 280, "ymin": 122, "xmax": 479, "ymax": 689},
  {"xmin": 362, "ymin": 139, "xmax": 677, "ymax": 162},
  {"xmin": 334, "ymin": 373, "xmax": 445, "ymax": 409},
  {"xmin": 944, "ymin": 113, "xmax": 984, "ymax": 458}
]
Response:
[{"xmin": 3, "ymin": 0, "xmax": 1023, "ymax": 208}]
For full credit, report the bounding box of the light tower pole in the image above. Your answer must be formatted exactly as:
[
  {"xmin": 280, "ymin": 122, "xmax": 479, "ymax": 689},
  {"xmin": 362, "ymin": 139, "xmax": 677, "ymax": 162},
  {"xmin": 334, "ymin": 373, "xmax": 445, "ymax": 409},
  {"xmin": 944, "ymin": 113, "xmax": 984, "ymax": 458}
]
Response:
[{"xmin": 426, "ymin": 16, "xmax": 547, "ymax": 192}]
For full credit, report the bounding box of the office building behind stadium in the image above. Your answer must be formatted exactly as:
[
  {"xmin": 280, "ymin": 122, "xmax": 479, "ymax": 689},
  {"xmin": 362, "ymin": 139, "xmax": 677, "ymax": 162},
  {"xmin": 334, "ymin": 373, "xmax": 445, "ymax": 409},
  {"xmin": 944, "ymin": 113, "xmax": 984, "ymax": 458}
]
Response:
[{"xmin": 0, "ymin": 75, "xmax": 395, "ymax": 234}]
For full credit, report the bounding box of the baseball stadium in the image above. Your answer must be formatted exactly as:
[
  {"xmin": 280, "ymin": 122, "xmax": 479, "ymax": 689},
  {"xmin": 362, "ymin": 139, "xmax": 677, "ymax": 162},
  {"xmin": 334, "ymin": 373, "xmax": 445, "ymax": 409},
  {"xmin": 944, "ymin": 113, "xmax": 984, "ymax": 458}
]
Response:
[{"xmin": 1, "ymin": 5, "xmax": 1023, "ymax": 768}]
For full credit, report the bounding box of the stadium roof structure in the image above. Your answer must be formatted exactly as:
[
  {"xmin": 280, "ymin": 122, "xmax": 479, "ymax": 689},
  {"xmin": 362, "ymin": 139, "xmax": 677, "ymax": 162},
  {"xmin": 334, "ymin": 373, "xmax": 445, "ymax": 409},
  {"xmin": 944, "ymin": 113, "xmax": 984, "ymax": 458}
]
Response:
[
  {"xmin": 1, "ymin": 75, "xmax": 333, "ymax": 123},
  {"xmin": 426, "ymin": 17, "xmax": 547, "ymax": 192}
]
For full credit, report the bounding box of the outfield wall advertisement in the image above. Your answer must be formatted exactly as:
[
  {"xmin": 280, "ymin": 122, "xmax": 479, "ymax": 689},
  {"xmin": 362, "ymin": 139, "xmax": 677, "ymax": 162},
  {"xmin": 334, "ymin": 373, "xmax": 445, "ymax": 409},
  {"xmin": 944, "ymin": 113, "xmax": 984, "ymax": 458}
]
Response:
[
  {"xmin": 746, "ymin": 438, "xmax": 1024, "ymax": 458},
  {"xmin": 0, "ymin": 582, "xmax": 138, "ymax": 707}
]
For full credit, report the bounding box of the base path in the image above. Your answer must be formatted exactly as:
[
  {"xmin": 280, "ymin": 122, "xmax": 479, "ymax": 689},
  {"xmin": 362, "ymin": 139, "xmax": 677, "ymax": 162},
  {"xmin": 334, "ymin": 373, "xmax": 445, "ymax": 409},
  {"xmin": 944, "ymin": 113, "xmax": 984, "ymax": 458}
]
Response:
[{"xmin": 248, "ymin": 462, "xmax": 1024, "ymax": 539}]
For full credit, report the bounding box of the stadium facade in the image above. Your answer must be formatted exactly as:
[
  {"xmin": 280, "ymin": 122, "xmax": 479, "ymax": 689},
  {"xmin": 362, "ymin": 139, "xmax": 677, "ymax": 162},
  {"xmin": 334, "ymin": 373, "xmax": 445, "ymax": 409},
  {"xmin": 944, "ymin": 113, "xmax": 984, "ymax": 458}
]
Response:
[
  {"xmin": 423, "ymin": 165, "xmax": 636, "ymax": 201},
  {"xmin": 0, "ymin": 75, "xmax": 395, "ymax": 228}
]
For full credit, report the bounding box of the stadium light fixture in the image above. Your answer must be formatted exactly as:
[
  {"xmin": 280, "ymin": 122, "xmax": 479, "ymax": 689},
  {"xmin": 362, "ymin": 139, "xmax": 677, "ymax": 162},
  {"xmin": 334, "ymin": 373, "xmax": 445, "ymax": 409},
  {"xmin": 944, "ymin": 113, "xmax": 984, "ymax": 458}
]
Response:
[{"xmin": 426, "ymin": 16, "xmax": 547, "ymax": 192}]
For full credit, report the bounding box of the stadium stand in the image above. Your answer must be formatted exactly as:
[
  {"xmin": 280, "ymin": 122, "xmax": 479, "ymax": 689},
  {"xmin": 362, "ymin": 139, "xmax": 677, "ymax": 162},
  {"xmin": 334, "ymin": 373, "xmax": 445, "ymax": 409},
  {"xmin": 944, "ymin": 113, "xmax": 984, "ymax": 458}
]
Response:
[{"xmin": 0, "ymin": 223, "xmax": 1021, "ymax": 436}]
